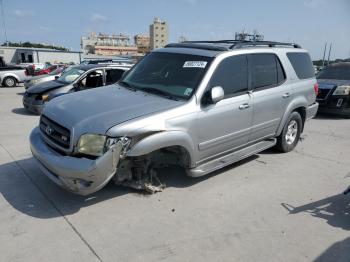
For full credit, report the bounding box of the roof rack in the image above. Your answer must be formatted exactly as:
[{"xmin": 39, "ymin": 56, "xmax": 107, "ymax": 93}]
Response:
[
  {"xmin": 165, "ymin": 40, "xmax": 301, "ymax": 51},
  {"xmin": 165, "ymin": 43, "xmax": 229, "ymax": 51}
]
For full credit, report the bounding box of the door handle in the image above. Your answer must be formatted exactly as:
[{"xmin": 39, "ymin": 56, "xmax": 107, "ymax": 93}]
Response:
[
  {"xmin": 239, "ymin": 103, "xmax": 250, "ymax": 110},
  {"xmin": 282, "ymin": 93, "xmax": 290, "ymax": 98}
]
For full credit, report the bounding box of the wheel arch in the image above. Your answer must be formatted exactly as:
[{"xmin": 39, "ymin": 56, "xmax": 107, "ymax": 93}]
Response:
[
  {"xmin": 127, "ymin": 130, "xmax": 196, "ymax": 168},
  {"xmin": 2, "ymin": 74, "xmax": 19, "ymax": 85},
  {"xmin": 277, "ymin": 98, "xmax": 308, "ymax": 136}
]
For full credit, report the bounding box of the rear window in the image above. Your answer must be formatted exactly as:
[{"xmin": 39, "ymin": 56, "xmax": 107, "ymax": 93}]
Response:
[
  {"xmin": 106, "ymin": 69, "xmax": 124, "ymax": 85},
  {"xmin": 287, "ymin": 52, "xmax": 315, "ymax": 79},
  {"xmin": 250, "ymin": 54, "xmax": 286, "ymax": 89}
]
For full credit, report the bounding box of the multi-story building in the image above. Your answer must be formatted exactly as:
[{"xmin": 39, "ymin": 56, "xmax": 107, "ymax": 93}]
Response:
[
  {"xmin": 134, "ymin": 34, "xmax": 150, "ymax": 53},
  {"xmin": 149, "ymin": 18, "xmax": 168, "ymax": 50},
  {"xmin": 81, "ymin": 32, "xmax": 138, "ymax": 56}
]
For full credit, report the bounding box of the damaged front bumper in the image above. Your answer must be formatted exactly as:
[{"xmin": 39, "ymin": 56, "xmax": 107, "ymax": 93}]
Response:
[{"xmin": 30, "ymin": 127, "xmax": 122, "ymax": 195}]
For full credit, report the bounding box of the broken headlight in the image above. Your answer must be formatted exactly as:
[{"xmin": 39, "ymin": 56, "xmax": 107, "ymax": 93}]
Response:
[{"xmin": 77, "ymin": 134, "xmax": 107, "ymax": 157}]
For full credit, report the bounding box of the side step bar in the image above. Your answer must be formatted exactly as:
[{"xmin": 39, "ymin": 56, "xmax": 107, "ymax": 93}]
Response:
[{"xmin": 187, "ymin": 138, "xmax": 276, "ymax": 177}]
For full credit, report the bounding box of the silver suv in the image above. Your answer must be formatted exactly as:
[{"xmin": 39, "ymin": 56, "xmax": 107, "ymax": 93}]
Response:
[{"xmin": 29, "ymin": 40, "xmax": 319, "ymax": 195}]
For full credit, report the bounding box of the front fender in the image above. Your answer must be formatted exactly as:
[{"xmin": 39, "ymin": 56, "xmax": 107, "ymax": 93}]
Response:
[
  {"xmin": 127, "ymin": 130, "xmax": 196, "ymax": 168},
  {"xmin": 277, "ymin": 97, "xmax": 307, "ymax": 136}
]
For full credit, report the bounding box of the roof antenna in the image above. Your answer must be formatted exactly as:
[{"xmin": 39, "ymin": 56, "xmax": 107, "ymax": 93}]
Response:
[
  {"xmin": 327, "ymin": 43, "xmax": 332, "ymax": 66},
  {"xmin": 322, "ymin": 42, "xmax": 327, "ymax": 68}
]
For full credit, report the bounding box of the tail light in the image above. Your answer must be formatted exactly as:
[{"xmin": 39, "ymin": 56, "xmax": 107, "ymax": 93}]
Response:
[{"xmin": 314, "ymin": 83, "xmax": 319, "ymax": 96}]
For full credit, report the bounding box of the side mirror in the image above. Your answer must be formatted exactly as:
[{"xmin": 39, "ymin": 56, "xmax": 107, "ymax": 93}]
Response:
[
  {"xmin": 54, "ymin": 76, "xmax": 59, "ymax": 80},
  {"xmin": 210, "ymin": 86, "xmax": 224, "ymax": 103}
]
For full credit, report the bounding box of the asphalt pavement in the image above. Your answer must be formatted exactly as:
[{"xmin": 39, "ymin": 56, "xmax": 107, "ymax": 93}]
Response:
[{"xmin": 0, "ymin": 85, "xmax": 349, "ymax": 262}]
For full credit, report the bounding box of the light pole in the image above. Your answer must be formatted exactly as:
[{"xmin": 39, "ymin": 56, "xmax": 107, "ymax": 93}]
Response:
[{"xmin": 0, "ymin": 0, "xmax": 8, "ymax": 46}]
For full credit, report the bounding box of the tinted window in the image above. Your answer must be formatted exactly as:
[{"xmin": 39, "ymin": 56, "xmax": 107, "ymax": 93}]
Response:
[
  {"xmin": 122, "ymin": 52, "xmax": 213, "ymax": 100},
  {"xmin": 106, "ymin": 69, "xmax": 124, "ymax": 85},
  {"xmin": 287, "ymin": 52, "xmax": 314, "ymax": 79},
  {"xmin": 209, "ymin": 55, "xmax": 248, "ymax": 97},
  {"xmin": 250, "ymin": 54, "xmax": 285, "ymax": 89},
  {"xmin": 317, "ymin": 64, "xmax": 350, "ymax": 80}
]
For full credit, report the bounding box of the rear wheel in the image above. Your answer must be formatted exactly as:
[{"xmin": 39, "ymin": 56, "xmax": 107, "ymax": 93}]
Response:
[
  {"xmin": 276, "ymin": 111, "xmax": 302, "ymax": 152},
  {"xmin": 3, "ymin": 76, "xmax": 17, "ymax": 87}
]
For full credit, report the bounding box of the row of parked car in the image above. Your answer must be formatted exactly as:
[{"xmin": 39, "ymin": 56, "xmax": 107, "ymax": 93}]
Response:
[{"xmin": 6, "ymin": 40, "xmax": 350, "ymax": 195}]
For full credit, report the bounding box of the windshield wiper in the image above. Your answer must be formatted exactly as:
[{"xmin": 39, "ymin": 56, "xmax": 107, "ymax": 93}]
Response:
[
  {"xmin": 139, "ymin": 87, "xmax": 180, "ymax": 101},
  {"xmin": 119, "ymin": 81, "xmax": 137, "ymax": 91}
]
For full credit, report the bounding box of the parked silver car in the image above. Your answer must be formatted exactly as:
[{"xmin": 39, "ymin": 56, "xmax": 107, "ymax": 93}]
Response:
[
  {"xmin": 30, "ymin": 40, "xmax": 319, "ymax": 195},
  {"xmin": 23, "ymin": 64, "xmax": 130, "ymax": 114}
]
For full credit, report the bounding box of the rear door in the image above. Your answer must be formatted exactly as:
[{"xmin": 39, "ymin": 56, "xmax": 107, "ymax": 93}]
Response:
[{"xmin": 249, "ymin": 53, "xmax": 289, "ymax": 142}]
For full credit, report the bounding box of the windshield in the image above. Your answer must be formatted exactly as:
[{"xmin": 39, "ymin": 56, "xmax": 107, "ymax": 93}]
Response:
[
  {"xmin": 317, "ymin": 65, "xmax": 350, "ymax": 80},
  {"xmin": 57, "ymin": 68, "xmax": 85, "ymax": 83},
  {"xmin": 120, "ymin": 52, "xmax": 213, "ymax": 100},
  {"xmin": 49, "ymin": 67, "xmax": 63, "ymax": 75}
]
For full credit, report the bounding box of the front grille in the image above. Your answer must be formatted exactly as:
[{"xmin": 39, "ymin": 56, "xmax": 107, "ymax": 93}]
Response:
[
  {"xmin": 40, "ymin": 115, "xmax": 71, "ymax": 149},
  {"xmin": 317, "ymin": 88, "xmax": 331, "ymax": 100}
]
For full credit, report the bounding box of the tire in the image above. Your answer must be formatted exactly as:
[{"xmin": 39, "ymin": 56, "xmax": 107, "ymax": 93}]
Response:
[
  {"xmin": 3, "ymin": 76, "xmax": 17, "ymax": 87},
  {"xmin": 276, "ymin": 111, "xmax": 302, "ymax": 153}
]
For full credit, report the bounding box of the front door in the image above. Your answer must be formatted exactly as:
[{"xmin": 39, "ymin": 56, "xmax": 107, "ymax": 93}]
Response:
[{"xmin": 195, "ymin": 55, "xmax": 253, "ymax": 163}]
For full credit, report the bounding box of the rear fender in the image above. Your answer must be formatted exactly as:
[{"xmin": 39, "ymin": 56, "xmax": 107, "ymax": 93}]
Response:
[
  {"xmin": 277, "ymin": 97, "xmax": 308, "ymax": 136},
  {"xmin": 2, "ymin": 72, "xmax": 20, "ymax": 82}
]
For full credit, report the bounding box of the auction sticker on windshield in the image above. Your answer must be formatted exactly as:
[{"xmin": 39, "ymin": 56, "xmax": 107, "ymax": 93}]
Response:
[{"xmin": 183, "ymin": 61, "xmax": 207, "ymax": 68}]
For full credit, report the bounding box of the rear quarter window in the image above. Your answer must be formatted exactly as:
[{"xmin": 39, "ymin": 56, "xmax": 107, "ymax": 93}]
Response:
[{"xmin": 287, "ymin": 52, "xmax": 315, "ymax": 79}]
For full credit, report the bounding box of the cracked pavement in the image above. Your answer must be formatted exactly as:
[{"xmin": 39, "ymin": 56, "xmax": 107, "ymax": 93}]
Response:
[{"xmin": 0, "ymin": 86, "xmax": 349, "ymax": 262}]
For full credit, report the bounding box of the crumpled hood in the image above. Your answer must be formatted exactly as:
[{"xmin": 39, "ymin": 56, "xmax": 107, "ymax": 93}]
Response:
[
  {"xmin": 27, "ymin": 80, "xmax": 66, "ymax": 94},
  {"xmin": 42, "ymin": 85, "xmax": 184, "ymax": 138},
  {"xmin": 317, "ymin": 79, "xmax": 350, "ymax": 89}
]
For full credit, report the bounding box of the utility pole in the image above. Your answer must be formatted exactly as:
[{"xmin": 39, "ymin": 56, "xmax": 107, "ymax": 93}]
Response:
[
  {"xmin": 322, "ymin": 42, "xmax": 327, "ymax": 68},
  {"xmin": 327, "ymin": 43, "xmax": 332, "ymax": 65},
  {"xmin": 0, "ymin": 0, "xmax": 8, "ymax": 46}
]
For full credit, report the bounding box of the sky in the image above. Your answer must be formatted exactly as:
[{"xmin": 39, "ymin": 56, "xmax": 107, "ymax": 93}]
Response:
[{"xmin": 1, "ymin": 0, "xmax": 349, "ymax": 60}]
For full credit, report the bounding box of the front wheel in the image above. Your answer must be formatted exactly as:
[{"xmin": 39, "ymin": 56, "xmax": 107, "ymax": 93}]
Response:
[
  {"xmin": 276, "ymin": 112, "xmax": 302, "ymax": 153},
  {"xmin": 3, "ymin": 76, "xmax": 17, "ymax": 87}
]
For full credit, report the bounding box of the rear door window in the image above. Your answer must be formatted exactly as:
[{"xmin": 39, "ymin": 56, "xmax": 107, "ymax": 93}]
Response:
[
  {"xmin": 105, "ymin": 69, "xmax": 125, "ymax": 85},
  {"xmin": 287, "ymin": 52, "xmax": 315, "ymax": 79},
  {"xmin": 209, "ymin": 55, "xmax": 248, "ymax": 98},
  {"xmin": 250, "ymin": 53, "xmax": 286, "ymax": 90}
]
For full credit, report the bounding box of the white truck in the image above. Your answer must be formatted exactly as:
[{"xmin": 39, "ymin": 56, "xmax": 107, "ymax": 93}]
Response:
[{"xmin": 0, "ymin": 65, "xmax": 27, "ymax": 87}]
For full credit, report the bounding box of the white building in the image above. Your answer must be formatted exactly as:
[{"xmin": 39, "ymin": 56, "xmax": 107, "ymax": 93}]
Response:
[{"xmin": 0, "ymin": 46, "xmax": 82, "ymax": 65}]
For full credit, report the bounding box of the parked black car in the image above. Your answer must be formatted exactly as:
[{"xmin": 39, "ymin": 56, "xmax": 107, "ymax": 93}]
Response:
[{"xmin": 316, "ymin": 62, "xmax": 350, "ymax": 117}]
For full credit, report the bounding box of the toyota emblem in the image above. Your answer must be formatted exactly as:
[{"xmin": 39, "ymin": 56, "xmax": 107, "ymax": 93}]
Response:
[{"xmin": 45, "ymin": 126, "xmax": 53, "ymax": 135}]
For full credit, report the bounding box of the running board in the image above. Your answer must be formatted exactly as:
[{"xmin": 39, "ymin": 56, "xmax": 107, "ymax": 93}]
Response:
[{"xmin": 187, "ymin": 138, "xmax": 276, "ymax": 177}]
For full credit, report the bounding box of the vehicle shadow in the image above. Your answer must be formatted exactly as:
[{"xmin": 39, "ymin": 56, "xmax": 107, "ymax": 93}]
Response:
[
  {"xmin": 158, "ymin": 154, "xmax": 259, "ymax": 188},
  {"xmin": 11, "ymin": 108, "xmax": 38, "ymax": 116},
  {"xmin": 315, "ymin": 113, "xmax": 348, "ymax": 120},
  {"xmin": 0, "ymin": 158, "xmax": 132, "ymax": 219},
  {"xmin": 314, "ymin": 237, "xmax": 350, "ymax": 262},
  {"xmin": 281, "ymin": 193, "xmax": 350, "ymax": 230},
  {"xmin": 0, "ymin": 154, "xmax": 259, "ymax": 219},
  {"xmin": 282, "ymin": 193, "xmax": 350, "ymax": 261}
]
